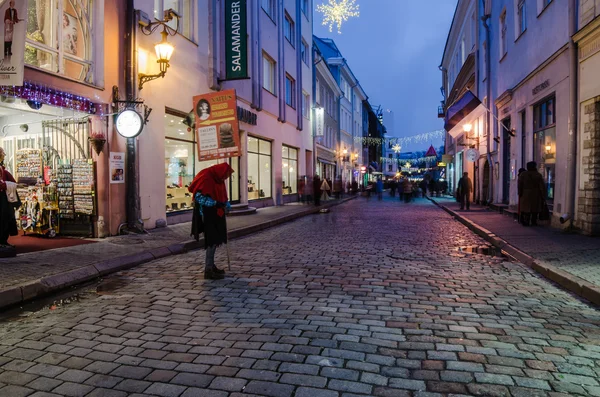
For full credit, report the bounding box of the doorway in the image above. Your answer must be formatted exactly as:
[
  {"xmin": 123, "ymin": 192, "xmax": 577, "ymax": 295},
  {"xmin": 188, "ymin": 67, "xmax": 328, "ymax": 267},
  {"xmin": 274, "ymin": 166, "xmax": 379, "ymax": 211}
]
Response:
[
  {"xmin": 502, "ymin": 117, "xmax": 511, "ymax": 204},
  {"xmin": 482, "ymin": 160, "xmax": 490, "ymax": 205}
]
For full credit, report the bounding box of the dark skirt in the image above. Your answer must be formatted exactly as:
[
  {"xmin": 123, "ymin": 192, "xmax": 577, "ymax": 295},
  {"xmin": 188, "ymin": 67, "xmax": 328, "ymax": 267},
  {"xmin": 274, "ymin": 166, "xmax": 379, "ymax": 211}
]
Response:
[
  {"xmin": 202, "ymin": 206, "xmax": 227, "ymax": 248},
  {"xmin": 0, "ymin": 191, "xmax": 17, "ymax": 242}
]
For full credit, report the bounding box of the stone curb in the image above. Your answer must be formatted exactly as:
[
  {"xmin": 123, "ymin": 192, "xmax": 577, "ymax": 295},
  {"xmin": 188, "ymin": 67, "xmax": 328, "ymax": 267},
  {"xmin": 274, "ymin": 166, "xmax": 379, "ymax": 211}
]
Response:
[
  {"xmin": 0, "ymin": 197, "xmax": 355, "ymax": 311},
  {"xmin": 428, "ymin": 197, "xmax": 600, "ymax": 307}
]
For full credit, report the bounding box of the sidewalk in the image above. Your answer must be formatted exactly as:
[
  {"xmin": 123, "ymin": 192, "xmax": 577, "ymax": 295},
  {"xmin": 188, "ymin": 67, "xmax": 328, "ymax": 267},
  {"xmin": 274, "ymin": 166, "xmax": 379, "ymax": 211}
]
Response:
[
  {"xmin": 430, "ymin": 196, "xmax": 600, "ymax": 306},
  {"xmin": 0, "ymin": 197, "xmax": 354, "ymax": 310}
]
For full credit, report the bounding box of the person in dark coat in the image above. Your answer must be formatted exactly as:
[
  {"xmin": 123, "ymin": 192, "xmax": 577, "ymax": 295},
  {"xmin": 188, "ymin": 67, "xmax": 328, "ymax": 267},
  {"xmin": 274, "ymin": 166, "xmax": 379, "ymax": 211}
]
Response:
[
  {"xmin": 517, "ymin": 168, "xmax": 526, "ymax": 224},
  {"xmin": 188, "ymin": 163, "xmax": 234, "ymax": 280},
  {"xmin": 518, "ymin": 161, "xmax": 545, "ymax": 226},
  {"xmin": 0, "ymin": 147, "xmax": 17, "ymax": 248},
  {"xmin": 313, "ymin": 175, "xmax": 321, "ymax": 206},
  {"xmin": 458, "ymin": 172, "xmax": 473, "ymax": 210}
]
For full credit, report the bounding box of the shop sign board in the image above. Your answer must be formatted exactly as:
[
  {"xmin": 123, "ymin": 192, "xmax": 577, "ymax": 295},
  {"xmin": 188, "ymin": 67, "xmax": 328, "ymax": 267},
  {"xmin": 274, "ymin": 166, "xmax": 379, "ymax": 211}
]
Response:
[
  {"xmin": 224, "ymin": 0, "xmax": 248, "ymax": 80},
  {"xmin": 315, "ymin": 107, "xmax": 324, "ymax": 136},
  {"xmin": 193, "ymin": 89, "xmax": 241, "ymax": 161},
  {"xmin": 110, "ymin": 152, "xmax": 125, "ymax": 184},
  {"xmin": 0, "ymin": 0, "xmax": 26, "ymax": 86}
]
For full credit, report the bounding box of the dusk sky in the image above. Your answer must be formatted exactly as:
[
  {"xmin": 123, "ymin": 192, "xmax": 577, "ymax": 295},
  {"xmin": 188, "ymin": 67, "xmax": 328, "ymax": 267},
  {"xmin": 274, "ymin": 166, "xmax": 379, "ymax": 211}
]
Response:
[{"xmin": 313, "ymin": 0, "xmax": 458, "ymax": 153}]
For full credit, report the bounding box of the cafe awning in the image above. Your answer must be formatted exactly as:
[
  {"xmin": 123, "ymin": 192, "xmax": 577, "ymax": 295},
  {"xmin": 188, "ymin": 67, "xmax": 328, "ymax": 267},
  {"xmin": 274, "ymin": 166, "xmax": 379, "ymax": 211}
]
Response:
[{"xmin": 444, "ymin": 91, "xmax": 484, "ymax": 136}]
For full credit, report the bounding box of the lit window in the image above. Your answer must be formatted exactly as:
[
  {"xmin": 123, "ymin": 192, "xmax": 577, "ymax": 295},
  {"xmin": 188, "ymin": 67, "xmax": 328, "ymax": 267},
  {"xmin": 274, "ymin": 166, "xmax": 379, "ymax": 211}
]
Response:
[
  {"xmin": 262, "ymin": 53, "xmax": 276, "ymax": 94},
  {"xmin": 248, "ymin": 137, "xmax": 272, "ymax": 200},
  {"xmin": 284, "ymin": 13, "xmax": 295, "ymax": 45},
  {"xmin": 282, "ymin": 146, "xmax": 298, "ymax": 195},
  {"xmin": 285, "ymin": 74, "xmax": 296, "ymax": 108},
  {"xmin": 26, "ymin": 0, "xmax": 95, "ymax": 83}
]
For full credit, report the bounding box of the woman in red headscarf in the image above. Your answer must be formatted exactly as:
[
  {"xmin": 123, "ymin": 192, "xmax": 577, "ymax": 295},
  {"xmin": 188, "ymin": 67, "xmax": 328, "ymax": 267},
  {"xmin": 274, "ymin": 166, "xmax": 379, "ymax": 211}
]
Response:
[{"xmin": 188, "ymin": 163, "xmax": 234, "ymax": 280}]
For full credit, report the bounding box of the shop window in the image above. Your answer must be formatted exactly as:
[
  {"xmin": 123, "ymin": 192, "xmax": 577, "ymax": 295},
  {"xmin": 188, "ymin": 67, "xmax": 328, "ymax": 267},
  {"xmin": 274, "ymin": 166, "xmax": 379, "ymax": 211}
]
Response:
[
  {"xmin": 533, "ymin": 96, "xmax": 555, "ymax": 205},
  {"xmin": 26, "ymin": 0, "xmax": 94, "ymax": 83},
  {"xmin": 154, "ymin": 0, "xmax": 193, "ymax": 39},
  {"xmin": 284, "ymin": 12, "xmax": 295, "ymax": 45},
  {"xmin": 165, "ymin": 112, "xmax": 239, "ymax": 213},
  {"xmin": 282, "ymin": 145, "xmax": 297, "ymax": 195},
  {"xmin": 285, "ymin": 74, "xmax": 295, "ymax": 108},
  {"xmin": 262, "ymin": 52, "xmax": 276, "ymax": 94},
  {"xmin": 248, "ymin": 136, "xmax": 271, "ymax": 200}
]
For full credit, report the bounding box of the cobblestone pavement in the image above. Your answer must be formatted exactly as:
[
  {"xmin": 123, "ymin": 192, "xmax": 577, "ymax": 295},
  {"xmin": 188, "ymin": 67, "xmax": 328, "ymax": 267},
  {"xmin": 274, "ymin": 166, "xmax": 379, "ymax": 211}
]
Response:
[
  {"xmin": 433, "ymin": 197, "xmax": 600, "ymax": 289},
  {"xmin": 0, "ymin": 202, "xmax": 325, "ymax": 291},
  {"xmin": 0, "ymin": 197, "xmax": 599, "ymax": 397}
]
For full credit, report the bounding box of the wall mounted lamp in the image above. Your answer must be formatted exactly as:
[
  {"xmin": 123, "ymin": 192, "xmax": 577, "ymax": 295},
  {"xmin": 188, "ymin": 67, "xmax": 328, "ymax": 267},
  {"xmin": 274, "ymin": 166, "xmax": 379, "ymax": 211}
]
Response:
[{"xmin": 138, "ymin": 9, "xmax": 180, "ymax": 90}]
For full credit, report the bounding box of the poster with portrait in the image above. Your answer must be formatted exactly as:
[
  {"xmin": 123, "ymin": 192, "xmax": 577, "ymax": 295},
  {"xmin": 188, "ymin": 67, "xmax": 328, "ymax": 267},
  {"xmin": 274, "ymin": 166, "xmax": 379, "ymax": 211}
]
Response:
[
  {"xmin": 62, "ymin": 12, "xmax": 78, "ymax": 56},
  {"xmin": 0, "ymin": 0, "xmax": 27, "ymax": 86},
  {"xmin": 193, "ymin": 89, "xmax": 241, "ymax": 161},
  {"xmin": 109, "ymin": 152, "xmax": 125, "ymax": 184}
]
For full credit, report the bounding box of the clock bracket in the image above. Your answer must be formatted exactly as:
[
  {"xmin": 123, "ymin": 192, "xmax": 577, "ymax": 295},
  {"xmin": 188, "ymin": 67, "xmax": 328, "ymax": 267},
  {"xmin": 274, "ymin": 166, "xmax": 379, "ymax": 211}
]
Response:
[{"xmin": 111, "ymin": 86, "xmax": 152, "ymax": 125}]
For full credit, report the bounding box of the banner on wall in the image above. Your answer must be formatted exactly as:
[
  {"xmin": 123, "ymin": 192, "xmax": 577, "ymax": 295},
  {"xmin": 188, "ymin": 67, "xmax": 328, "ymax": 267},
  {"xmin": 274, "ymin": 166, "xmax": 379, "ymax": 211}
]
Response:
[
  {"xmin": 193, "ymin": 89, "xmax": 241, "ymax": 161},
  {"xmin": 0, "ymin": 0, "xmax": 27, "ymax": 86},
  {"xmin": 315, "ymin": 108, "xmax": 324, "ymax": 136},
  {"xmin": 224, "ymin": 0, "xmax": 248, "ymax": 80}
]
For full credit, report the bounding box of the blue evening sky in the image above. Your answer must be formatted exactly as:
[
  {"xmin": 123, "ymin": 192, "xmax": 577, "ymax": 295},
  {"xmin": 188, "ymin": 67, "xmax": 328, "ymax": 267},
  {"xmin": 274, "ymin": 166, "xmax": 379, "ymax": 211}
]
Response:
[{"xmin": 313, "ymin": 0, "xmax": 458, "ymax": 153}]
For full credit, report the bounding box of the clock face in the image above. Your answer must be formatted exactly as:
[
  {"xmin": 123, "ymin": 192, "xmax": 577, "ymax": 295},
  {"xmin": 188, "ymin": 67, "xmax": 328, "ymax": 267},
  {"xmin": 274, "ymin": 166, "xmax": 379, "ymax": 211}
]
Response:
[
  {"xmin": 116, "ymin": 110, "xmax": 143, "ymax": 138},
  {"xmin": 466, "ymin": 148, "xmax": 478, "ymax": 162}
]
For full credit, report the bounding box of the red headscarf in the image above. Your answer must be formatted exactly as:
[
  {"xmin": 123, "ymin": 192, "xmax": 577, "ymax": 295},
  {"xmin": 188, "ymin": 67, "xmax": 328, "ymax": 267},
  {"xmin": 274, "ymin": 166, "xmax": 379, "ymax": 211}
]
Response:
[{"xmin": 188, "ymin": 163, "xmax": 234, "ymax": 203}]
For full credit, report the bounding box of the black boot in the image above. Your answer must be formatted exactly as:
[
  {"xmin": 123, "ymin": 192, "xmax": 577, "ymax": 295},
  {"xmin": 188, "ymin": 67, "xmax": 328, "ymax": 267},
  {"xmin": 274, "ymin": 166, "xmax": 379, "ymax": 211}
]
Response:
[{"xmin": 204, "ymin": 268, "xmax": 225, "ymax": 280}]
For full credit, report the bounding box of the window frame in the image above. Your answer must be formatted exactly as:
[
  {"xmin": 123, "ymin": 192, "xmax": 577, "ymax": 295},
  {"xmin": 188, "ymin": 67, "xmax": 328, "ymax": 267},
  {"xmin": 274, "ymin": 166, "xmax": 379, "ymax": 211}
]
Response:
[
  {"xmin": 262, "ymin": 52, "xmax": 276, "ymax": 95},
  {"xmin": 301, "ymin": 39, "xmax": 309, "ymax": 65},
  {"xmin": 285, "ymin": 74, "xmax": 296, "ymax": 108},
  {"xmin": 302, "ymin": 91, "xmax": 310, "ymax": 119},
  {"xmin": 261, "ymin": 0, "xmax": 276, "ymax": 22},
  {"xmin": 282, "ymin": 145, "xmax": 298, "ymax": 195},
  {"xmin": 154, "ymin": 0, "xmax": 194, "ymax": 40},
  {"xmin": 284, "ymin": 12, "xmax": 295, "ymax": 46},
  {"xmin": 301, "ymin": 0, "xmax": 309, "ymax": 19},
  {"xmin": 517, "ymin": 0, "xmax": 527, "ymax": 37},
  {"xmin": 500, "ymin": 11, "xmax": 508, "ymax": 59},
  {"xmin": 248, "ymin": 136, "xmax": 273, "ymax": 200},
  {"xmin": 533, "ymin": 95, "xmax": 556, "ymax": 133}
]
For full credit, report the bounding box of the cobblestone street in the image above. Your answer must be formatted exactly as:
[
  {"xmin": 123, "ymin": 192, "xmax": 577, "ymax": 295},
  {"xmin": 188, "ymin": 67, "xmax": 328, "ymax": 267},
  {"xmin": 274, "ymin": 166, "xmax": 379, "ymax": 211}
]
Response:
[{"xmin": 1, "ymin": 197, "xmax": 599, "ymax": 397}]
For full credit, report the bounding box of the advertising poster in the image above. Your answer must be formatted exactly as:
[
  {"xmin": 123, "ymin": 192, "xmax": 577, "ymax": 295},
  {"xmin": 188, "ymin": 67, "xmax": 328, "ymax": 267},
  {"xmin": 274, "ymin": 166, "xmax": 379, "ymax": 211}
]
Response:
[
  {"xmin": 109, "ymin": 152, "xmax": 125, "ymax": 184},
  {"xmin": 0, "ymin": 0, "xmax": 27, "ymax": 86},
  {"xmin": 193, "ymin": 89, "xmax": 241, "ymax": 161}
]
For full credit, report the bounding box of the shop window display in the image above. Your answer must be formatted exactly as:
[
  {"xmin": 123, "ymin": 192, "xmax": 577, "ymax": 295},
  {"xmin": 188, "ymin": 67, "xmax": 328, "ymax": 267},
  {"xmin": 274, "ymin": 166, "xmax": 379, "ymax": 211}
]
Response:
[
  {"xmin": 165, "ymin": 113, "xmax": 239, "ymax": 213},
  {"xmin": 248, "ymin": 136, "xmax": 271, "ymax": 200},
  {"xmin": 533, "ymin": 97, "xmax": 556, "ymax": 204},
  {"xmin": 282, "ymin": 145, "xmax": 297, "ymax": 195}
]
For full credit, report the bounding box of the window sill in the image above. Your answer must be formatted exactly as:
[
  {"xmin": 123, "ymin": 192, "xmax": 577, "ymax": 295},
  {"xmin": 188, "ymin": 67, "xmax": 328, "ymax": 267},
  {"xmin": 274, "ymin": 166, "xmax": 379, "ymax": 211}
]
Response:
[
  {"xmin": 263, "ymin": 87, "xmax": 277, "ymax": 98},
  {"xmin": 537, "ymin": 1, "xmax": 553, "ymax": 19},
  {"xmin": 25, "ymin": 65, "xmax": 105, "ymax": 92},
  {"xmin": 515, "ymin": 29, "xmax": 526, "ymax": 43},
  {"xmin": 285, "ymin": 38, "xmax": 295, "ymax": 48},
  {"xmin": 499, "ymin": 52, "xmax": 508, "ymax": 63},
  {"xmin": 286, "ymin": 103, "xmax": 296, "ymax": 110}
]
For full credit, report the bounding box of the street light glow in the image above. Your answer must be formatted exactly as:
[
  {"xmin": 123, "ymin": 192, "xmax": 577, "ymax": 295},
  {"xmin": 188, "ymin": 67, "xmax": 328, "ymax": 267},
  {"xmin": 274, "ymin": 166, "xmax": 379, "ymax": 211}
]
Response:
[{"xmin": 463, "ymin": 123, "xmax": 473, "ymax": 133}]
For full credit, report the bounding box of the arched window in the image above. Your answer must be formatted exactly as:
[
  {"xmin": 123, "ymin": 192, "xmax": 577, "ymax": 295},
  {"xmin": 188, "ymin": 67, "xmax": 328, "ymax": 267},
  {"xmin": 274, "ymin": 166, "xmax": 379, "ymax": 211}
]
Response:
[{"xmin": 25, "ymin": 0, "xmax": 94, "ymax": 83}]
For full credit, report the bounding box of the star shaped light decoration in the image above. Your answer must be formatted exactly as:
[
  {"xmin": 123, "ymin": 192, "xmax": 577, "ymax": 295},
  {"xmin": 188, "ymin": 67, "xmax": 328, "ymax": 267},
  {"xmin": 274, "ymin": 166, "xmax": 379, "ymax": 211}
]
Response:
[
  {"xmin": 317, "ymin": 0, "xmax": 360, "ymax": 34},
  {"xmin": 392, "ymin": 144, "xmax": 401, "ymax": 153}
]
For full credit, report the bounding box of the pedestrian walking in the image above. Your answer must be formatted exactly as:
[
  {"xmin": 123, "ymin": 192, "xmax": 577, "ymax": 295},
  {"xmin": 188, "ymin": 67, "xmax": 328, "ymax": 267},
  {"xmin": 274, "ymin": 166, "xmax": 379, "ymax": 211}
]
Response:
[
  {"xmin": 188, "ymin": 163, "xmax": 234, "ymax": 280},
  {"xmin": 0, "ymin": 147, "xmax": 17, "ymax": 249},
  {"xmin": 518, "ymin": 161, "xmax": 545, "ymax": 226},
  {"xmin": 517, "ymin": 168, "xmax": 526, "ymax": 223},
  {"xmin": 458, "ymin": 172, "xmax": 473, "ymax": 210},
  {"xmin": 419, "ymin": 179, "xmax": 428, "ymax": 197},
  {"xmin": 313, "ymin": 175, "xmax": 321, "ymax": 206},
  {"xmin": 321, "ymin": 178, "xmax": 331, "ymax": 201},
  {"xmin": 376, "ymin": 178, "xmax": 384, "ymax": 201},
  {"xmin": 402, "ymin": 178, "xmax": 413, "ymax": 203},
  {"xmin": 390, "ymin": 180, "xmax": 397, "ymax": 197},
  {"xmin": 333, "ymin": 176, "xmax": 343, "ymax": 200}
]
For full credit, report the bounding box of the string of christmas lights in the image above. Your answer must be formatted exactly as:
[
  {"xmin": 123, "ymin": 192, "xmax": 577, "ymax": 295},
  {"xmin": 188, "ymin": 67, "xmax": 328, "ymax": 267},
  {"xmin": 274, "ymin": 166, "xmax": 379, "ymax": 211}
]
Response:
[
  {"xmin": 355, "ymin": 129, "xmax": 445, "ymax": 146},
  {"xmin": 317, "ymin": 0, "xmax": 360, "ymax": 34},
  {"xmin": 0, "ymin": 81, "xmax": 105, "ymax": 115}
]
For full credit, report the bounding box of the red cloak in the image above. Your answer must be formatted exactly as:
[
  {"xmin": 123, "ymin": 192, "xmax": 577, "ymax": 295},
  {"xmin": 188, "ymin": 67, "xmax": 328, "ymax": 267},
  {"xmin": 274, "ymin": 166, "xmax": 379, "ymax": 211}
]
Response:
[{"xmin": 188, "ymin": 163, "xmax": 234, "ymax": 203}]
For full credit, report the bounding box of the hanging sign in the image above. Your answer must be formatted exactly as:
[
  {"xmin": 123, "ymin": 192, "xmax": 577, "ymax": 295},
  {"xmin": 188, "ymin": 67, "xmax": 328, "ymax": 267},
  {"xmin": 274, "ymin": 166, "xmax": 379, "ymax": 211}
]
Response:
[
  {"xmin": 109, "ymin": 152, "xmax": 125, "ymax": 184},
  {"xmin": 193, "ymin": 89, "xmax": 241, "ymax": 161},
  {"xmin": 466, "ymin": 148, "xmax": 479, "ymax": 162},
  {"xmin": 225, "ymin": 0, "xmax": 248, "ymax": 80},
  {"xmin": 115, "ymin": 109, "xmax": 144, "ymax": 138},
  {"xmin": 0, "ymin": 0, "xmax": 27, "ymax": 86},
  {"xmin": 315, "ymin": 108, "xmax": 324, "ymax": 136}
]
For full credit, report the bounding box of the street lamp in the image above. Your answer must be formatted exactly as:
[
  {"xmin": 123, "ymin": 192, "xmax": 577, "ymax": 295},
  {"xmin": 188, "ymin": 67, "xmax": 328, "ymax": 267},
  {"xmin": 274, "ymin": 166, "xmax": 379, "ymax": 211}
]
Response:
[
  {"xmin": 463, "ymin": 123, "xmax": 473, "ymax": 133},
  {"xmin": 138, "ymin": 9, "xmax": 180, "ymax": 90}
]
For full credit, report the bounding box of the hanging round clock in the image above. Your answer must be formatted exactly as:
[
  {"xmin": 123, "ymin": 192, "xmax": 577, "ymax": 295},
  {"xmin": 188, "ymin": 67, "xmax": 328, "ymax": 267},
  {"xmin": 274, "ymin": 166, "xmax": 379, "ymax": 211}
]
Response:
[
  {"xmin": 466, "ymin": 148, "xmax": 479, "ymax": 162},
  {"xmin": 115, "ymin": 109, "xmax": 144, "ymax": 138}
]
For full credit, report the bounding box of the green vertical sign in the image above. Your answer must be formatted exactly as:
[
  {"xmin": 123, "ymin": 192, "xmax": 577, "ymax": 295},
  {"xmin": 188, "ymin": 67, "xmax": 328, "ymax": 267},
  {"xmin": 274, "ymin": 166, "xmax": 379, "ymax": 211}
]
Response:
[{"xmin": 225, "ymin": 0, "xmax": 248, "ymax": 80}]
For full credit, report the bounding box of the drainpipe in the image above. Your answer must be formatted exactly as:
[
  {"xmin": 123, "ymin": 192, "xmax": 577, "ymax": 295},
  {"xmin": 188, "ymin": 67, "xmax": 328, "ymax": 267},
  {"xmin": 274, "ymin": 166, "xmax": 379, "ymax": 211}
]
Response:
[
  {"xmin": 561, "ymin": 0, "xmax": 578, "ymax": 225},
  {"xmin": 125, "ymin": 0, "xmax": 142, "ymax": 232},
  {"xmin": 209, "ymin": 0, "xmax": 221, "ymax": 91},
  {"xmin": 482, "ymin": 3, "xmax": 493, "ymax": 204}
]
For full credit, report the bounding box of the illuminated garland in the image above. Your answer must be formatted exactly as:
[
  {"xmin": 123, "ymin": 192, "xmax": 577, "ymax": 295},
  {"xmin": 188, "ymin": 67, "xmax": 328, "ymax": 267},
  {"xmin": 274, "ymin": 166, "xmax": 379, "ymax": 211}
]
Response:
[
  {"xmin": 355, "ymin": 129, "xmax": 445, "ymax": 146},
  {"xmin": 317, "ymin": 0, "xmax": 360, "ymax": 34},
  {"xmin": 379, "ymin": 156, "xmax": 438, "ymax": 165},
  {"xmin": 0, "ymin": 81, "xmax": 103, "ymax": 114}
]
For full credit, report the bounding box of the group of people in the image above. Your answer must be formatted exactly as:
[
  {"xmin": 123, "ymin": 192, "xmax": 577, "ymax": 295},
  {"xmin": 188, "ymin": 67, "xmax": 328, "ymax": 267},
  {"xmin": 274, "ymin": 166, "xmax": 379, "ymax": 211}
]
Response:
[{"xmin": 298, "ymin": 176, "xmax": 358, "ymax": 206}]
